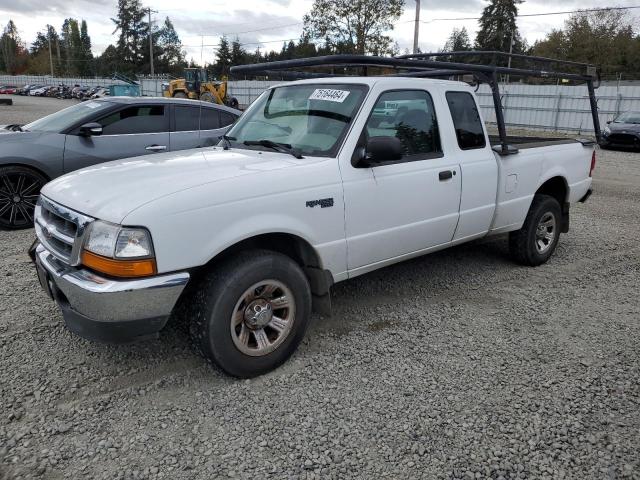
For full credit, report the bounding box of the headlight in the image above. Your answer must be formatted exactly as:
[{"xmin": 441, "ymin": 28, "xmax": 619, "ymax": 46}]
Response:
[
  {"xmin": 82, "ymin": 221, "xmax": 156, "ymax": 278},
  {"xmin": 604, "ymin": 126, "xmax": 611, "ymax": 135}
]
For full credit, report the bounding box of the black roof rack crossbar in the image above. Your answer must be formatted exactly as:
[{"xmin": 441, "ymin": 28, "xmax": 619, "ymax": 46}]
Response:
[
  {"xmin": 397, "ymin": 51, "xmax": 595, "ymax": 71},
  {"xmin": 230, "ymin": 54, "xmax": 594, "ymax": 81},
  {"xmin": 230, "ymin": 54, "xmax": 601, "ymax": 152}
]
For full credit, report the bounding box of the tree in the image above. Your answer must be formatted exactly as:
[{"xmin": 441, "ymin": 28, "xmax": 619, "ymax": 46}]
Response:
[
  {"xmin": 443, "ymin": 27, "xmax": 471, "ymax": 52},
  {"xmin": 230, "ymin": 37, "xmax": 246, "ymax": 66},
  {"xmin": 156, "ymin": 17, "xmax": 185, "ymax": 74},
  {"xmin": 111, "ymin": 0, "xmax": 147, "ymax": 73},
  {"xmin": 533, "ymin": 9, "xmax": 636, "ymax": 75},
  {"xmin": 475, "ymin": 0, "xmax": 524, "ymax": 61},
  {"xmin": 213, "ymin": 36, "xmax": 231, "ymax": 76},
  {"xmin": 0, "ymin": 20, "xmax": 28, "ymax": 74},
  {"xmin": 79, "ymin": 20, "xmax": 93, "ymax": 75},
  {"xmin": 303, "ymin": 0, "xmax": 404, "ymax": 55}
]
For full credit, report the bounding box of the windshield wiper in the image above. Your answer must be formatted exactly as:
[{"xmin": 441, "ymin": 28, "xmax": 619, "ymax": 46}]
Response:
[
  {"xmin": 220, "ymin": 134, "xmax": 236, "ymax": 150},
  {"xmin": 243, "ymin": 139, "xmax": 304, "ymax": 159}
]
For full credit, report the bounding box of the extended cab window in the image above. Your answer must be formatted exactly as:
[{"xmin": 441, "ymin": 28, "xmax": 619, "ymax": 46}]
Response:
[
  {"xmin": 174, "ymin": 106, "xmax": 200, "ymax": 131},
  {"xmin": 366, "ymin": 90, "xmax": 441, "ymax": 158},
  {"xmin": 446, "ymin": 91, "xmax": 486, "ymax": 150},
  {"xmin": 98, "ymin": 105, "xmax": 168, "ymax": 135}
]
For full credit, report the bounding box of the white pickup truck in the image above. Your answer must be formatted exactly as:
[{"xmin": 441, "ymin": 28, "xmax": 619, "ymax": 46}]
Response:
[{"xmin": 31, "ymin": 75, "xmax": 595, "ymax": 377}]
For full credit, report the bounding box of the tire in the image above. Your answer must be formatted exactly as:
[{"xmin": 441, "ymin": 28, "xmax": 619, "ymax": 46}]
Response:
[
  {"xmin": 509, "ymin": 194, "xmax": 562, "ymax": 266},
  {"xmin": 227, "ymin": 97, "xmax": 239, "ymax": 109},
  {"xmin": 199, "ymin": 92, "xmax": 215, "ymax": 103},
  {"xmin": 173, "ymin": 91, "xmax": 188, "ymax": 99},
  {"xmin": 187, "ymin": 250, "xmax": 312, "ymax": 378},
  {"xmin": 0, "ymin": 166, "xmax": 47, "ymax": 230}
]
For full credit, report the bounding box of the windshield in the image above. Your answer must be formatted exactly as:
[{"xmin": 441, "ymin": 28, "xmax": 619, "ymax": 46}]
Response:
[
  {"xmin": 226, "ymin": 83, "xmax": 368, "ymax": 157},
  {"xmin": 23, "ymin": 100, "xmax": 113, "ymax": 133},
  {"xmin": 613, "ymin": 112, "xmax": 640, "ymax": 124}
]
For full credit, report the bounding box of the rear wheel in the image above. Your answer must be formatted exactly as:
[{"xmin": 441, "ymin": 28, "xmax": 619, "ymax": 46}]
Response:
[
  {"xmin": 226, "ymin": 97, "xmax": 239, "ymax": 109},
  {"xmin": 173, "ymin": 91, "xmax": 188, "ymax": 99},
  {"xmin": 187, "ymin": 250, "xmax": 312, "ymax": 378},
  {"xmin": 509, "ymin": 194, "xmax": 562, "ymax": 266},
  {"xmin": 0, "ymin": 166, "xmax": 46, "ymax": 230}
]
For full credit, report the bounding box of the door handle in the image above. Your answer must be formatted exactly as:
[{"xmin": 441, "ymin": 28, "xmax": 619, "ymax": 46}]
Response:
[
  {"xmin": 145, "ymin": 145, "xmax": 167, "ymax": 152},
  {"xmin": 439, "ymin": 170, "xmax": 454, "ymax": 181}
]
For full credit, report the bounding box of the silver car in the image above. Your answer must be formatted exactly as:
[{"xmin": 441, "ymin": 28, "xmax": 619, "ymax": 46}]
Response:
[{"xmin": 0, "ymin": 97, "xmax": 240, "ymax": 229}]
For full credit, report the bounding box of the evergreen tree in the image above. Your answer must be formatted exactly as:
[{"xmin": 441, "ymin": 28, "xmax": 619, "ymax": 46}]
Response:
[
  {"xmin": 156, "ymin": 17, "xmax": 185, "ymax": 74},
  {"xmin": 230, "ymin": 37, "xmax": 246, "ymax": 66},
  {"xmin": 111, "ymin": 0, "xmax": 147, "ymax": 73},
  {"xmin": 475, "ymin": 0, "xmax": 524, "ymax": 63},
  {"xmin": 214, "ymin": 36, "xmax": 231, "ymax": 76},
  {"xmin": 0, "ymin": 20, "xmax": 27, "ymax": 74},
  {"xmin": 443, "ymin": 27, "xmax": 472, "ymax": 52},
  {"xmin": 79, "ymin": 20, "xmax": 93, "ymax": 75}
]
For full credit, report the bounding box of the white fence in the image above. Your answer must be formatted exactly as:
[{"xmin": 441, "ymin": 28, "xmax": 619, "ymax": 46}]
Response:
[
  {"xmin": 3, "ymin": 73, "xmax": 640, "ymax": 133},
  {"xmin": 0, "ymin": 74, "xmax": 128, "ymax": 89},
  {"xmin": 476, "ymin": 84, "xmax": 640, "ymax": 134}
]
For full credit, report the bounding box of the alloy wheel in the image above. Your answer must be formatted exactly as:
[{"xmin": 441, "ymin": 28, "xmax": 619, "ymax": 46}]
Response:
[
  {"xmin": 230, "ymin": 280, "xmax": 296, "ymax": 357},
  {"xmin": 0, "ymin": 171, "xmax": 42, "ymax": 228}
]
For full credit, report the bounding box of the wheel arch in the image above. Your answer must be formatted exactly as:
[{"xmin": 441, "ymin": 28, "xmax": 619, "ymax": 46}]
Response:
[
  {"xmin": 535, "ymin": 175, "xmax": 569, "ymax": 205},
  {"xmin": 534, "ymin": 175, "xmax": 569, "ymax": 232},
  {"xmin": 193, "ymin": 232, "xmax": 333, "ymax": 311},
  {"xmin": 0, "ymin": 161, "xmax": 54, "ymax": 182}
]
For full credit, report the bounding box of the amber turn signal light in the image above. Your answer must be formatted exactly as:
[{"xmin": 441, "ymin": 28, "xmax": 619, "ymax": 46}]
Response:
[{"xmin": 81, "ymin": 250, "xmax": 157, "ymax": 278}]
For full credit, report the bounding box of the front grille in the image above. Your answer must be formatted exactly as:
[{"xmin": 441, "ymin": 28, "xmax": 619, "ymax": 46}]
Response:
[
  {"xmin": 35, "ymin": 196, "xmax": 93, "ymax": 266},
  {"xmin": 608, "ymin": 133, "xmax": 638, "ymax": 145}
]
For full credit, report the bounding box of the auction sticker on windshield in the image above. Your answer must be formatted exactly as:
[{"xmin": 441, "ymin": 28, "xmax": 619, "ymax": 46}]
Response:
[{"xmin": 309, "ymin": 89, "xmax": 350, "ymax": 103}]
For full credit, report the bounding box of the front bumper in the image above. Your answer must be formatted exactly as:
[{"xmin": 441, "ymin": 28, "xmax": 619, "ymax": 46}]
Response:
[{"xmin": 31, "ymin": 243, "xmax": 190, "ymax": 343}]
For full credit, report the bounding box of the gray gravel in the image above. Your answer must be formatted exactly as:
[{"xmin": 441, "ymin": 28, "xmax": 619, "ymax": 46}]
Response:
[
  {"xmin": 0, "ymin": 95, "xmax": 78, "ymax": 125},
  {"xmin": 1, "ymin": 145, "xmax": 640, "ymax": 479}
]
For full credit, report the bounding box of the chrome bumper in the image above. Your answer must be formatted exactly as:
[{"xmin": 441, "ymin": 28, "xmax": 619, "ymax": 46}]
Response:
[{"xmin": 32, "ymin": 243, "xmax": 190, "ymax": 342}]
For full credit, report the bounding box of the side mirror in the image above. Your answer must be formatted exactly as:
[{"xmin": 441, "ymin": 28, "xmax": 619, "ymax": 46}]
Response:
[
  {"xmin": 359, "ymin": 137, "xmax": 402, "ymax": 167},
  {"xmin": 606, "ymin": 120, "xmax": 612, "ymax": 124},
  {"xmin": 79, "ymin": 122, "xmax": 103, "ymax": 137}
]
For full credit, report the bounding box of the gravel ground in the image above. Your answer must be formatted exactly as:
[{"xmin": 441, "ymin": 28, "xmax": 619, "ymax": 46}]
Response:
[
  {"xmin": 0, "ymin": 95, "xmax": 77, "ymax": 125},
  {"xmin": 1, "ymin": 127, "xmax": 639, "ymax": 477}
]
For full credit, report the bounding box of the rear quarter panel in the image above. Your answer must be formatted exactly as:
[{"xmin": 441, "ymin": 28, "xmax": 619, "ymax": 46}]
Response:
[{"xmin": 491, "ymin": 142, "xmax": 593, "ymax": 233}]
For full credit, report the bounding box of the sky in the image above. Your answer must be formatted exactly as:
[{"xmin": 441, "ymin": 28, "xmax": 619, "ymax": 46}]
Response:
[{"xmin": 1, "ymin": 0, "xmax": 639, "ymax": 66}]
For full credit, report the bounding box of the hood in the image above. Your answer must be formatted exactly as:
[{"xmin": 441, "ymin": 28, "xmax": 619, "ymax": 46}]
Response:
[
  {"xmin": 0, "ymin": 127, "xmax": 42, "ymax": 138},
  {"xmin": 608, "ymin": 122, "xmax": 640, "ymax": 132},
  {"xmin": 41, "ymin": 147, "xmax": 305, "ymax": 223}
]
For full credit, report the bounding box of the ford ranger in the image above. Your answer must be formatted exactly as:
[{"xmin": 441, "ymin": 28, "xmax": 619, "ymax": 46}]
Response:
[{"xmin": 30, "ymin": 56, "xmax": 596, "ymax": 378}]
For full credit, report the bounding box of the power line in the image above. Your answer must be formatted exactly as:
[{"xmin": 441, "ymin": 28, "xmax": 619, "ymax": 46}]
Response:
[{"xmin": 420, "ymin": 5, "xmax": 640, "ymax": 23}]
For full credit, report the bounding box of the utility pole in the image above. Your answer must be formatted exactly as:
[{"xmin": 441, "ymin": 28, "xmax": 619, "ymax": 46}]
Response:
[
  {"xmin": 413, "ymin": 0, "xmax": 421, "ymax": 54},
  {"xmin": 46, "ymin": 25, "xmax": 54, "ymax": 77},
  {"xmin": 505, "ymin": 32, "xmax": 514, "ymax": 84},
  {"xmin": 147, "ymin": 8, "xmax": 156, "ymax": 76}
]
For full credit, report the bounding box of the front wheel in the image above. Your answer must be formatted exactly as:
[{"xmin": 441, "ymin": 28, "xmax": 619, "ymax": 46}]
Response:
[
  {"xmin": 173, "ymin": 91, "xmax": 188, "ymax": 99},
  {"xmin": 188, "ymin": 250, "xmax": 312, "ymax": 378},
  {"xmin": 509, "ymin": 194, "xmax": 562, "ymax": 266},
  {"xmin": 0, "ymin": 166, "xmax": 46, "ymax": 229},
  {"xmin": 199, "ymin": 92, "xmax": 215, "ymax": 103}
]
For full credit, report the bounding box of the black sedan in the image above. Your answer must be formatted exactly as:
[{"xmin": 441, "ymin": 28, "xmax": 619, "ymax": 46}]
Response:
[{"xmin": 601, "ymin": 112, "xmax": 640, "ymax": 149}]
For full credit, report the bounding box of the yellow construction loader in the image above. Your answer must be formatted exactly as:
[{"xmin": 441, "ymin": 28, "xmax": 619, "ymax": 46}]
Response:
[{"xmin": 163, "ymin": 68, "xmax": 239, "ymax": 109}]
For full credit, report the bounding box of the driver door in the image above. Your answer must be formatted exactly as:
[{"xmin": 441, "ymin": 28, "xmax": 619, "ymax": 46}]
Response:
[
  {"xmin": 341, "ymin": 89, "xmax": 462, "ymax": 273},
  {"xmin": 63, "ymin": 104, "xmax": 170, "ymax": 173}
]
